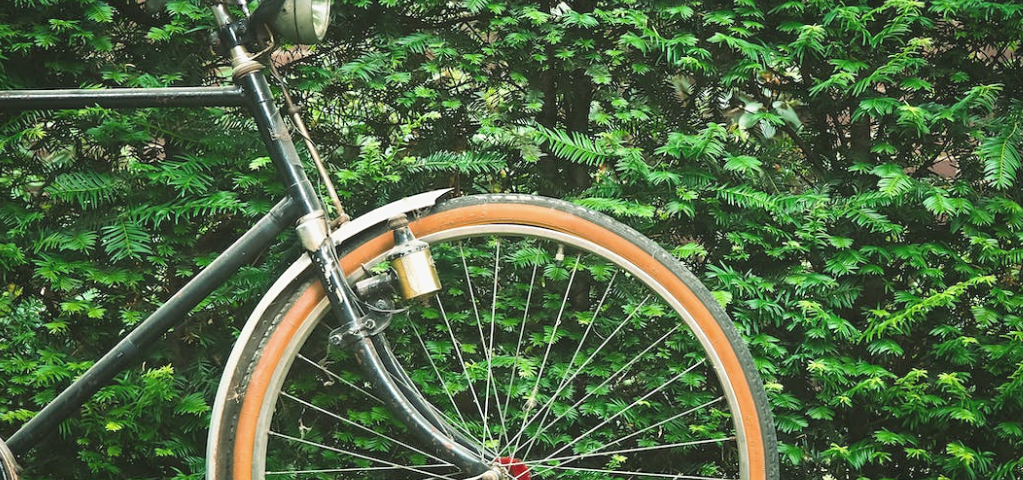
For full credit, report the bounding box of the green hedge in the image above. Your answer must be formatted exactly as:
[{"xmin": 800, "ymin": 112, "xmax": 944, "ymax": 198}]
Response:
[{"xmin": 2, "ymin": 0, "xmax": 1023, "ymax": 478}]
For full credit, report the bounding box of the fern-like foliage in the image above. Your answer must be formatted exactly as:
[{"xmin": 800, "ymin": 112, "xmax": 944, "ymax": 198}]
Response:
[
  {"xmin": 978, "ymin": 121, "xmax": 1021, "ymax": 189},
  {"xmin": 35, "ymin": 230, "xmax": 98, "ymax": 253},
  {"xmin": 46, "ymin": 171, "xmax": 124, "ymax": 209},
  {"xmin": 101, "ymin": 218, "xmax": 153, "ymax": 262},
  {"xmin": 409, "ymin": 151, "xmax": 508, "ymax": 174},
  {"xmin": 534, "ymin": 125, "xmax": 612, "ymax": 166},
  {"xmin": 574, "ymin": 197, "xmax": 656, "ymax": 218},
  {"xmin": 339, "ymin": 52, "xmax": 390, "ymax": 83},
  {"xmin": 149, "ymin": 155, "xmax": 215, "ymax": 197},
  {"xmin": 655, "ymin": 123, "xmax": 728, "ymax": 160}
]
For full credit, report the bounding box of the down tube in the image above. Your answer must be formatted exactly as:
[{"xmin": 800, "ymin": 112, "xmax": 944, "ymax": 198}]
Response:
[{"xmin": 5, "ymin": 198, "xmax": 302, "ymax": 457}]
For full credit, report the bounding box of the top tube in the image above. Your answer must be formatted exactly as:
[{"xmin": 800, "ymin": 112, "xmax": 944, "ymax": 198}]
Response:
[
  {"xmin": 0, "ymin": 3, "xmax": 253, "ymax": 112},
  {"xmin": 0, "ymin": 86, "xmax": 247, "ymax": 110}
]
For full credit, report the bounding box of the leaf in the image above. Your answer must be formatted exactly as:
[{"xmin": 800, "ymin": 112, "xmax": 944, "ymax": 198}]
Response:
[
  {"xmin": 574, "ymin": 197, "xmax": 655, "ymax": 218},
  {"xmin": 340, "ymin": 53, "xmax": 388, "ymax": 82},
  {"xmin": 585, "ymin": 65, "xmax": 612, "ymax": 84},
  {"xmin": 978, "ymin": 122, "xmax": 1022, "ymax": 189},
  {"xmin": 896, "ymin": 104, "xmax": 932, "ymax": 136},
  {"xmin": 85, "ymin": 3, "xmax": 115, "ymax": 23},
  {"xmin": 874, "ymin": 429, "xmax": 913, "ymax": 446},
  {"xmin": 779, "ymin": 443, "xmax": 805, "ymax": 465},
  {"xmin": 854, "ymin": 97, "xmax": 900, "ymax": 121},
  {"xmin": 462, "ymin": 0, "xmax": 488, "ymax": 13},
  {"xmin": 101, "ymin": 220, "xmax": 153, "ymax": 262},
  {"xmin": 535, "ymin": 126, "xmax": 612, "ymax": 166},
  {"xmin": 866, "ymin": 338, "xmax": 905, "ymax": 356},
  {"xmin": 900, "ymin": 77, "xmax": 933, "ymax": 91},
  {"xmin": 46, "ymin": 171, "xmax": 124, "ymax": 209},
  {"xmin": 723, "ymin": 155, "xmax": 763, "ymax": 174},
  {"xmin": 871, "ymin": 164, "xmax": 914, "ymax": 197},
  {"xmin": 564, "ymin": 11, "xmax": 599, "ymax": 28},
  {"xmin": 410, "ymin": 151, "xmax": 508, "ymax": 174},
  {"xmin": 173, "ymin": 392, "xmax": 210, "ymax": 415},
  {"xmin": 656, "ymin": 123, "xmax": 728, "ymax": 160},
  {"xmin": 862, "ymin": 276, "xmax": 996, "ymax": 341}
]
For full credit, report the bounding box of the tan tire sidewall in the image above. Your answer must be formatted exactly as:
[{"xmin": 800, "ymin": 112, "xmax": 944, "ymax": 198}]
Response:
[{"xmin": 230, "ymin": 198, "xmax": 773, "ymax": 480}]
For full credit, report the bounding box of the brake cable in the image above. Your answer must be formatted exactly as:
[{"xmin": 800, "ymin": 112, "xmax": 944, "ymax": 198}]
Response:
[{"xmin": 267, "ymin": 54, "xmax": 350, "ymax": 226}]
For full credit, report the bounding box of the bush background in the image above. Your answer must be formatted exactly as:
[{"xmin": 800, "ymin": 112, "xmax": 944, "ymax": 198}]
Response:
[{"xmin": 2, "ymin": 0, "xmax": 1023, "ymax": 478}]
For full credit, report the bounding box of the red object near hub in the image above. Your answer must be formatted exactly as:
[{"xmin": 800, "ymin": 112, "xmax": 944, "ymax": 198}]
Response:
[{"xmin": 497, "ymin": 457, "xmax": 530, "ymax": 480}]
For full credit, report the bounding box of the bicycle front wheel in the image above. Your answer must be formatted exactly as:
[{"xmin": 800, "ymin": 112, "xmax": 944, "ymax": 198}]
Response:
[{"xmin": 211, "ymin": 194, "xmax": 779, "ymax": 480}]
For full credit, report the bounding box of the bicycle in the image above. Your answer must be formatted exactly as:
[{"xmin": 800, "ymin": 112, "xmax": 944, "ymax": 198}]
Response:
[{"xmin": 0, "ymin": 1, "xmax": 779, "ymax": 479}]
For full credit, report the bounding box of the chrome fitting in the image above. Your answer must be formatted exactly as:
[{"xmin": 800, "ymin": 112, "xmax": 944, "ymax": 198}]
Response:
[{"xmin": 295, "ymin": 210, "xmax": 329, "ymax": 252}]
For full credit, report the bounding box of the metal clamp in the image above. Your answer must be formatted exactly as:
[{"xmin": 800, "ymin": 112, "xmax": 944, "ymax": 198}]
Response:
[
  {"xmin": 328, "ymin": 300, "xmax": 394, "ymax": 347},
  {"xmin": 295, "ymin": 210, "xmax": 329, "ymax": 252}
]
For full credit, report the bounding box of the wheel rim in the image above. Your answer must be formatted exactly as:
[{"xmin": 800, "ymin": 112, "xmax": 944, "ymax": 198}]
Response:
[{"xmin": 237, "ymin": 220, "xmax": 768, "ymax": 480}]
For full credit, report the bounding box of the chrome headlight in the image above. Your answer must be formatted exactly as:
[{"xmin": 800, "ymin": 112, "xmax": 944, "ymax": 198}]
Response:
[{"xmin": 271, "ymin": 0, "xmax": 330, "ymax": 44}]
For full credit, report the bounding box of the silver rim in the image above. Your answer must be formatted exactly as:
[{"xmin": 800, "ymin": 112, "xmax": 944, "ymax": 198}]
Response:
[{"xmin": 246, "ymin": 223, "xmax": 756, "ymax": 480}]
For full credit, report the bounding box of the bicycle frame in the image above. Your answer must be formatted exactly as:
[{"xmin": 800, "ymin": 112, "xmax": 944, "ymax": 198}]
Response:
[
  {"xmin": 0, "ymin": 35, "xmax": 324, "ymax": 461},
  {"xmin": 0, "ymin": 4, "xmax": 493, "ymax": 476}
]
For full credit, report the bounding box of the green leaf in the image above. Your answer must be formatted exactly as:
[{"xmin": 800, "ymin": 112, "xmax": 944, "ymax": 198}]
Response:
[
  {"xmin": 723, "ymin": 155, "xmax": 763, "ymax": 174},
  {"xmin": 874, "ymin": 429, "xmax": 913, "ymax": 446},
  {"xmin": 656, "ymin": 123, "xmax": 728, "ymax": 160},
  {"xmin": 978, "ymin": 123, "xmax": 1022, "ymax": 189},
  {"xmin": 85, "ymin": 3, "xmax": 115, "ymax": 23},
  {"xmin": 46, "ymin": 171, "xmax": 124, "ymax": 209},
  {"xmin": 585, "ymin": 65, "xmax": 612, "ymax": 85},
  {"xmin": 862, "ymin": 276, "xmax": 996, "ymax": 341},
  {"xmin": 101, "ymin": 220, "xmax": 153, "ymax": 262},
  {"xmin": 779, "ymin": 443, "xmax": 805, "ymax": 465},
  {"xmin": 535, "ymin": 126, "xmax": 612, "ymax": 166}
]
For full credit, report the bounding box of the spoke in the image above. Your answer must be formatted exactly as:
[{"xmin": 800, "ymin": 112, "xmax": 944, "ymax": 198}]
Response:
[
  {"xmin": 535, "ymin": 464, "xmax": 735, "ymax": 480},
  {"xmin": 559, "ymin": 270, "xmax": 618, "ymax": 384},
  {"xmin": 500, "ymin": 261, "xmax": 538, "ymax": 456},
  {"xmin": 266, "ymin": 464, "xmax": 449, "ymax": 475},
  {"xmin": 436, "ymin": 293, "xmax": 488, "ymax": 459},
  {"xmin": 511, "ymin": 272, "xmax": 613, "ymax": 458},
  {"xmin": 279, "ymin": 392, "xmax": 453, "ymax": 467},
  {"xmin": 535, "ymin": 359, "xmax": 706, "ymax": 463},
  {"xmin": 459, "ymin": 243, "xmax": 496, "ymax": 456},
  {"xmin": 564, "ymin": 397, "xmax": 727, "ymax": 462},
  {"xmin": 269, "ymin": 431, "xmax": 462, "ymax": 480},
  {"xmin": 513, "ymin": 321, "xmax": 683, "ymax": 455},
  {"xmin": 526, "ymin": 436, "xmax": 735, "ymax": 465},
  {"xmin": 296, "ymin": 354, "xmax": 381, "ymax": 403},
  {"xmin": 380, "ymin": 363, "xmax": 482, "ymax": 450},
  {"xmin": 407, "ymin": 318, "xmax": 474, "ymax": 435},
  {"xmin": 485, "ymin": 238, "xmax": 509, "ymax": 451},
  {"xmin": 507, "ymin": 293, "xmax": 654, "ymax": 453},
  {"xmin": 511, "ymin": 253, "xmax": 581, "ymax": 452}
]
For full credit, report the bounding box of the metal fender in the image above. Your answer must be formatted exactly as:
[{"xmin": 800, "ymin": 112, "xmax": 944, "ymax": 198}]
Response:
[{"xmin": 206, "ymin": 188, "xmax": 451, "ymax": 475}]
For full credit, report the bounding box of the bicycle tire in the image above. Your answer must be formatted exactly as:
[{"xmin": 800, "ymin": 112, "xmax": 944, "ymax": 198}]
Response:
[{"xmin": 210, "ymin": 194, "xmax": 779, "ymax": 480}]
